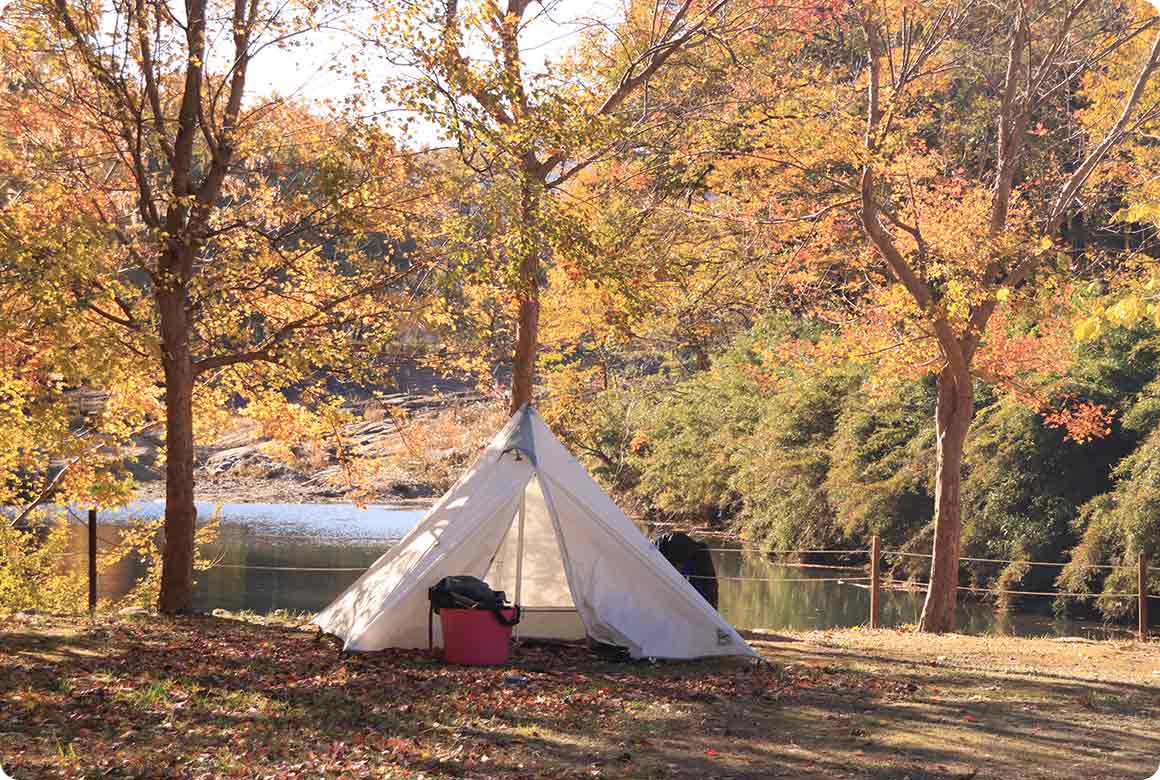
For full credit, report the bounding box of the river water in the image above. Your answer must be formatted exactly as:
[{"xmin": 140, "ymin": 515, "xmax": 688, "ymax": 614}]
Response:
[{"xmin": 60, "ymin": 500, "xmax": 1128, "ymax": 638}]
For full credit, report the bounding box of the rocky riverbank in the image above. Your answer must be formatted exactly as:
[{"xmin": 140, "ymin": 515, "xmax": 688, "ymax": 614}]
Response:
[{"xmin": 131, "ymin": 399, "xmax": 505, "ymax": 505}]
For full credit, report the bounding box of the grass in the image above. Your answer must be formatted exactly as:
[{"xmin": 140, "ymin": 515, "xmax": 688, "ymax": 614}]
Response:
[{"xmin": 1, "ymin": 613, "xmax": 1157, "ymax": 779}]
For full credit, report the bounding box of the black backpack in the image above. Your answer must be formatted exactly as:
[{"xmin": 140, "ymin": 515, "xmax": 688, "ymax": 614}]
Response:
[
  {"xmin": 427, "ymin": 576, "xmax": 521, "ymax": 649},
  {"xmin": 654, "ymin": 532, "xmax": 719, "ymax": 609}
]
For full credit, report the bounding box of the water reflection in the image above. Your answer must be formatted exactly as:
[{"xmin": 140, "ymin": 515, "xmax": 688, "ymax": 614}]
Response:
[
  {"xmin": 60, "ymin": 501, "xmax": 421, "ymax": 613},
  {"xmin": 195, "ymin": 533, "xmax": 389, "ymax": 614},
  {"xmin": 57, "ymin": 503, "xmax": 1129, "ymax": 638},
  {"xmin": 710, "ymin": 542, "xmax": 1128, "ymax": 638}
]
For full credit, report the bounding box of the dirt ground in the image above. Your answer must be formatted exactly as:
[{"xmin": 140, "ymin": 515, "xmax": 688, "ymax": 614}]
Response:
[
  {"xmin": 1, "ymin": 614, "xmax": 1156, "ymax": 779},
  {"xmin": 744, "ymin": 628, "xmax": 1159, "ymax": 779}
]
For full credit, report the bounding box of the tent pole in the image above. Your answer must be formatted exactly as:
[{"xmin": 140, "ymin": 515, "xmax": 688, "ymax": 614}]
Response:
[{"xmin": 513, "ymin": 482, "xmax": 527, "ymax": 641}]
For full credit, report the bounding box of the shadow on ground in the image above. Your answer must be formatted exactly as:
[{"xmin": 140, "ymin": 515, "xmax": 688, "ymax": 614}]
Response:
[{"xmin": 0, "ymin": 616, "xmax": 1156, "ymax": 779}]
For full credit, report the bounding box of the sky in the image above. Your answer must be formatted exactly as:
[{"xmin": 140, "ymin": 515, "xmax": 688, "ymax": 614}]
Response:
[
  {"xmin": 243, "ymin": 0, "xmax": 623, "ymax": 142},
  {"xmin": 240, "ymin": 0, "xmax": 1160, "ymax": 144}
]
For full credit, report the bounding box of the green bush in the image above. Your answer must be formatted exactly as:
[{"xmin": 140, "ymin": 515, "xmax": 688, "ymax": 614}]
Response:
[
  {"xmin": 826, "ymin": 377, "xmax": 935, "ymax": 552},
  {"xmin": 628, "ymin": 349, "xmax": 767, "ymax": 519},
  {"xmin": 1059, "ymin": 422, "xmax": 1160, "ymax": 618},
  {"xmin": 0, "ymin": 511, "xmax": 220, "ymax": 614},
  {"xmin": 730, "ymin": 364, "xmax": 863, "ymax": 552},
  {"xmin": 609, "ymin": 313, "xmax": 1160, "ymax": 622},
  {"xmin": 959, "ymin": 400, "xmax": 1126, "ymax": 593}
]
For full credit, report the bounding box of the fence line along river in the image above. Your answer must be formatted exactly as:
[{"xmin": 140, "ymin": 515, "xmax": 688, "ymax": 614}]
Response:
[{"xmin": 54, "ymin": 500, "xmax": 1133, "ymax": 639}]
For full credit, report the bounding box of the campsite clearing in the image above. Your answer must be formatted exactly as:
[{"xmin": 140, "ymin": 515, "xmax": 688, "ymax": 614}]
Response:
[{"xmin": 1, "ymin": 614, "xmax": 1156, "ymax": 780}]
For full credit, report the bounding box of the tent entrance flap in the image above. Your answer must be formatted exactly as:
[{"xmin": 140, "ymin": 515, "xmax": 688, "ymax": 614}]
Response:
[{"xmin": 486, "ymin": 475, "xmax": 575, "ymax": 612}]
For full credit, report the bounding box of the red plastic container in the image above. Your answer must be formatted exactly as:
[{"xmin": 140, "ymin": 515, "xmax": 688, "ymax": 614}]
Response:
[{"xmin": 438, "ymin": 608, "xmax": 516, "ymax": 665}]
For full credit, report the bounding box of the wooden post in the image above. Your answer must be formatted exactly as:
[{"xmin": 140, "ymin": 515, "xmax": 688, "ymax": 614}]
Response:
[
  {"xmin": 870, "ymin": 535, "xmax": 881, "ymax": 630},
  {"xmin": 88, "ymin": 508, "xmax": 97, "ymax": 615},
  {"xmin": 1140, "ymin": 551, "xmax": 1149, "ymax": 642}
]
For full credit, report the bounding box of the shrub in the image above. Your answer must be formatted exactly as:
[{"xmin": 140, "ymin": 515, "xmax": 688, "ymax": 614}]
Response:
[
  {"xmin": 1059, "ymin": 426, "xmax": 1160, "ymax": 618},
  {"xmin": 0, "ymin": 510, "xmax": 220, "ymax": 614},
  {"xmin": 731, "ymin": 365, "xmax": 864, "ymax": 551},
  {"xmin": 627, "ymin": 330, "xmax": 777, "ymax": 519},
  {"xmin": 0, "ymin": 517, "xmax": 88, "ymax": 612},
  {"xmin": 826, "ymin": 377, "xmax": 935, "ymax": 553}
]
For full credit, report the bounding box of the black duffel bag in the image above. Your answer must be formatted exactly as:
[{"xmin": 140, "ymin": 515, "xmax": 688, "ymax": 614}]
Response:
[
  {"xmin": 427, "ymin": 575, "xmax": 521, "ymax": 649},
  {"xmin": 655, "ymin": 531, "xmax": 719, "ymax": 609}
]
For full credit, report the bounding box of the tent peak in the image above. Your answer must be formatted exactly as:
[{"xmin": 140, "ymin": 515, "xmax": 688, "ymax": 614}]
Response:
[{"xmin": 500, "ymin": 403, "xmax": 539, "ymax": 465}]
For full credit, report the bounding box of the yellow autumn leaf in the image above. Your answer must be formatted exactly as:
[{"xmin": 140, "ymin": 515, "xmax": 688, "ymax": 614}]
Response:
[
  {"xmin": 995, "ymin": 288, "xmax": 1010, "ymax": 302},
  {"xmin": 1038, "ymin": 236, "xmax": 1054, "ymax": 252},
  {"xmin": 1074, "ymin": 316, "xmax": 1102, "ymax": 342},
  {"xmin": 1107, "ymin": 295, "xmax": 1143, "ymax": 326}
]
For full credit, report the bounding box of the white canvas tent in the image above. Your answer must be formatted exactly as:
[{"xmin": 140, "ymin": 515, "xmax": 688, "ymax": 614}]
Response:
[{"xmin": 314, "ymin": 405, "xmax": 755, "ymax": 660}]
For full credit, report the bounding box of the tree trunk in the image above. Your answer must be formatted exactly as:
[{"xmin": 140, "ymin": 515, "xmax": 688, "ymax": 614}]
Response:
[
  {"xmin": 157, "ymin": 284, "xmax": 198, "ymax": 614},
  {"xmin": 509, "ymin": 285, "xmax": 538, "ymax": 415},
  {"xmin": 508, "ymin": 174, "xmax": 540, "ymax": 415},
  {"xmin": 918, "ymin": 365, "xmax": 974, "ymax": 633}
]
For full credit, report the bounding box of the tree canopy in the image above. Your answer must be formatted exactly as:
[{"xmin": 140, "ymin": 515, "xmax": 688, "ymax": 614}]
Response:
[{"xmin": 3, "ymin": 0, "xmax": 1160, "ymax": 625}]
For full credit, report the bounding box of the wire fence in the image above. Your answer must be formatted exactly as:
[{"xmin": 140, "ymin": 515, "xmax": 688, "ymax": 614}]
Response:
[
  {"xmin": 237, "ymin": 533, "xmax": 403, "ymax": 543},
  {"xmin": 956, "ymin": 584, "xmax": 1143, "ymax": 599},
  {"xmin": 38, "ymin": 538, "xmax": 1156, "ymax": 595},
  {"xmin": 37, "ymin": 530, "xmax": 402, "ymax": 557},
  {"xmin": 214, "ymin": 564, "xmax": 375, "ymax": 572},
  {"xmin": 193, "ymin": 546, "xmax": 1155, "ymax": 604},
  {"xmin": 24, "ymin": 518, "xmax": 1160, "ymax": 635},
  {"xmin": 882, "ymin": 549, "xmax": 1160, "ymax": 574}
]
